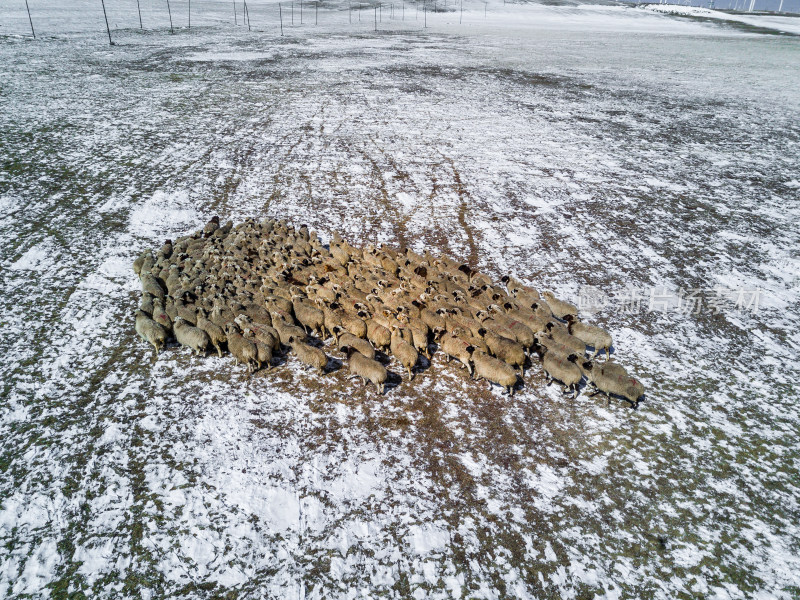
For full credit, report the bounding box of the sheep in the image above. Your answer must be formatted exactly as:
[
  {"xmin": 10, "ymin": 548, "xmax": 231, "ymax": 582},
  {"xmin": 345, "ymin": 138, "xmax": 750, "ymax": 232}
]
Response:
[
  {"xmin": 244, "ymin": 329, "xmax": 273, "ymax": 371},
  {"xmin": 174, "ymin": 316, "xmax": 211, "ymax": 356},
  {"xmin": 390, "ymin": 326, "xmax": 419, "ymax": 381},
  {"xmin": 503, "ymin": 303, "xmax": 549, "ymax": 340},
  {"xmin": 540, "ymin": 291, "xmax": 578, "ymax": 321},
  {"xmin": 366, "ymin": 318, "xmax": 392, "ymax": 351},
  {"xmin": 474, "ymin": 310, "xmax": 520, "ymax": 344},
  {"xmin": 140, "ymin": 272, "xmax": 166, "ymax": 300},
  {"xmin": 196, "ymin": 308, "xmax": 226, "ymax": 358},
  {"xmin": 471, "ymin": 350, "xmax": 519, "ymax": 396},
  {"xmin": 292, "ymin": 296, "xmax": 325, "ymax": 335},
  {"xmin": 287, "ymin": 336, "xmax": 328, "ymax": 374},
  {"xmin": 133, "ymin": 250, "xmax": 151, "ymax": 276},
  {"xmin": 487, "ymin": 305, "xmax": 535, "ymax": 349},
  {"xmin": 225, "ymin": 322, "xmax": 260, "ymax": 372},
  {"xmin": 583, "ymin": 362, "xmax": 644, "ymax": 407},
  {"xmin": 159, "ymin": 239, "xmax": 173, "ymax": 259},
  {"xmin": 438, "ymin": 329, "xmax": 475, "ymax": 376},
  {"xmin": 479, "ymin": 328, "xmax": 526, "ymax": 376},
  {"xmin": 203, "ymin": 215, "xmax": 220, "ymax": 238},
  {"xmin": 135, "ymin": 310, "xmax": 168, "ymax": 354},
  {"xmin": 165, "ymin": 264, "xmax": 182, "ymax": 296},
  {"xmin": 501, "ymin": 275, "xmax": 540, "ymax": 305},
  {"xmin": 419, "ymin": 306, "xmax": 447, "ymax": 332},
  {"xmin": 544, "ymin": 322, "xmax": 586, "ymax": 356},
  {"xmin": 236, "ymin": 318, "xmax": 282, "ymax": 353},
  {"xmin": 151, "ymin": 297, "xmax": 173, "ymax": 334},
  {"xmin": 269, "ymin": 312, "xmax": 307, "ymax": 346},
  {"xmin": 536, "ymin": 347, "xmax": 583, "ymax": 399},
  {"xmin": 577, "ymin": 359, "xmax": 628, "ymax": 380},
  {"xmin": 139, "ymin": 292, "xmax": 155, "ymax": 317},
  {"xmin": 534, "ymin": 333, "xmax": 579, "ymax": 361},
  {"xmin": 332, "ymin": 327, "xmax": 375, "ymax": 360},
  {"xmin": 343, "ymin": 346, "xmax": 388, "ymax": 394},
  {"xmin": 564, "ymin": 315, "xmax": 613, "ymax": 359},
  {"xmin": 397, "ymin": 313, "xmax": 431, "ymax": 359}
]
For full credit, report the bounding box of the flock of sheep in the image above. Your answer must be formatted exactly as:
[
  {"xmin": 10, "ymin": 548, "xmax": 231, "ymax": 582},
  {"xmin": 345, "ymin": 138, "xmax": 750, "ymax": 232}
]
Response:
[{"xmin": 133, "ymin": 217, "xmax": 645, "ymax": 407}]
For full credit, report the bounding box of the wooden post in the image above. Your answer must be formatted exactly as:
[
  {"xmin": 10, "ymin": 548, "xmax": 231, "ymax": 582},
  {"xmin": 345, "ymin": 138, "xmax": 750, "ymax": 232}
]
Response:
[
  {"xmin": 188, "ymin": 0, "xmax": 191, "ymax": 29},
  {"xmin": 167, "ymin": 0, "xmax": 174, "ymax": 33},
  {"xmin": 292, "ymin": 1, "xmax": 294, "ymax": 24},
  {"xmin": 234, "ymin": 0, "xmax": 238, "ymax": 26},
  {"xmin": 459, "ymin": 0, "xmax": 462, "ymax": 23},
  {"xmin": 315, "ymin": 0, "xmax": 318, "ymax": 24},
  {"xmin": 137, "ymin": 0, "xmax": 143, "ymax": 29},
  {"xmin": 301, "ymin": 0, "xmax": 303, "ymax": 24},
  {"xmin": 349, "ymin": 0, "xmax": 352, "ymax": 23},
  {"xmin": 24, "ymin": 0, "xmax": 35, "ymax": 38},
  {"xmin": 374, "ymin": 4, "xmax": 377, "ymax": 29},
  {"xmin": 424, "ymin": 0, "xmax": 427, "ymax": 26},
  {"xmin": 243, "ymin": 0, "xmax": 251, "ymax": 29},
  {"xmin": 280, "ymin": 2, "xmax": 284, "ymax": 34},
  {"xmin": 101, "ymin": 0, "xmax": 113, "ymax": 44}
]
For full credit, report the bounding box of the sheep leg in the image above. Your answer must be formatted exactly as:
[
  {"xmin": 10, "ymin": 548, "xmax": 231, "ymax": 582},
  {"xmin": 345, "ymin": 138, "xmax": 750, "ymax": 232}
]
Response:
[
  {"xmin": 407, "ymin": 366, "xmax": 414, "ymax": 381},
  {"xmin": 360, "ymin": 375, "xmax": 366, "ymax": 386}
]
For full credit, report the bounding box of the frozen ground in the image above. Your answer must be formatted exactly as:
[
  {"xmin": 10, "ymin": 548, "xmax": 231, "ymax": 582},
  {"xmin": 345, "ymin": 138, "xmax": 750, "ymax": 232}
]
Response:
[{"xmin": 1, "ymin": 1, "xmax": 800, "ymax": 598}]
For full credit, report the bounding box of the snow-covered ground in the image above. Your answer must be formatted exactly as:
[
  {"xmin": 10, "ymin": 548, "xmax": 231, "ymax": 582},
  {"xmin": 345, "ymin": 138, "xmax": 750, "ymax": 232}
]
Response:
[
  {"xmin": 1, "ymin": 1, "xmax": 799, "ymax": 598},
  {"xmin": 641, "ymin": 3, "xmax": 800, "ymax": 35}
]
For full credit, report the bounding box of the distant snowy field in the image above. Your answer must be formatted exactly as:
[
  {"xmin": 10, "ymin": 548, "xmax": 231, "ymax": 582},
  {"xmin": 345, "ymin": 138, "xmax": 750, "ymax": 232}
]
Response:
[{"xmin": 1, "ymin": 1, "xmax": 800, "ymax": 598}]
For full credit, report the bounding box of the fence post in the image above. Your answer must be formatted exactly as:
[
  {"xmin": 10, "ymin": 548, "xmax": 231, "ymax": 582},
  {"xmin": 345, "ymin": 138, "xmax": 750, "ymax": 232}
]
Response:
[
  {"xmin": 24, "ymin": 0, "xmax": 36, "ymax": 38},
  {"xmin": 101, "ymin": 0, "xmax": 113, "ymax": 44}
]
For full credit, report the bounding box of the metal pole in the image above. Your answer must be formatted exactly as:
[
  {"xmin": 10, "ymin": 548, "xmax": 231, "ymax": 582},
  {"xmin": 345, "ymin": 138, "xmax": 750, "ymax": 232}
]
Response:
[
  {"xmin": 424, "ymin": 0, "xmax": 427, "ymax": 26},
  {"xmin": 101, "ymin": 0, "xmax": 113, "ymax": 44},
  {"xmin": 460, "ymin": 0, "xmax": 462, "ymax": 23},
  {"xmin": 137, "ymin": 0, "xmax": 143, "ymax": 28},
  {"xmin": 315, "ymin": 0, "xmax": 318, "ymax": 24},
  {"xmin": 234, "ymin": 0, "xmax": 238, "ymax": 25},
  {"xmin": 280, "ymin": 2, "xmax": 284, "ymax": 34},
  {"xmin": 24, "ymin": 0, "xmax": 36, "ymax": 38},
  {"xmin": 349, "ymin": 0, "xmax": 352, "ymax": 23},
  {"xmin": 301, "ymin": 0, "xmax": 303, "ymax": 24},
  {"xmin": 167, "ymin": 0, "xmax": 174, "ymax": 33},
  {"xmin": 292, "ymin": 1, "xmax": 294, "ymax": 24},
  {"xmin": 188, "ymin": 0, "xmax": 191, "ymax": 29},
  {"xmin": 243, "ymin": 0, "xmax": 251, "ymax": 29},
  {"xmin": 374, "ymin": 5, "xmax": 377, "ymax": 29}
]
